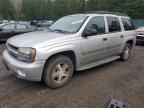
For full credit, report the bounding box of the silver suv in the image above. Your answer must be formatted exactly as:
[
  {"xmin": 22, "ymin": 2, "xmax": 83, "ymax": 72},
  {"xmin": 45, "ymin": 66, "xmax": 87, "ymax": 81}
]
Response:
[{"xmin": 3, "ymin": 12, "xmax": 136, "ymax": 88}]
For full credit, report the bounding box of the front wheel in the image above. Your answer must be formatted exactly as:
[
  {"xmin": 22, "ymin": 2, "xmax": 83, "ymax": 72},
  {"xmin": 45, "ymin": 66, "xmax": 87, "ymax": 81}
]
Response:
[
  {"xmin": 120, "ymin": 43, "xmax": 132, "ymax": 61},
  {"xmin": 43, "ymin": 55, "xmax": 74, "ymax": 89}
]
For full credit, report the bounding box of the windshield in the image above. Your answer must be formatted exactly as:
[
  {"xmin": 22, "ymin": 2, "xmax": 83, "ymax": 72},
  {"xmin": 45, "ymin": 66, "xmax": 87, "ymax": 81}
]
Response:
[{"xmin": 49, "ymin": 15, "xmax": 88, "ymax": 33}]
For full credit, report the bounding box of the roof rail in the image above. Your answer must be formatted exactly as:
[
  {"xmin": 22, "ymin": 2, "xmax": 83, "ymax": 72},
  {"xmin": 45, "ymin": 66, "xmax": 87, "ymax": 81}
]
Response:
[{"xmin": 85, "ymin": 11, "xmax": 128, "ymax": 16}]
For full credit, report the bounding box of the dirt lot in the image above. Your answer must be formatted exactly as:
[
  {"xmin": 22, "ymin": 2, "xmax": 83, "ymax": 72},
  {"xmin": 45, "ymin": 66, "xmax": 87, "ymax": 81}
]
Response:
[{"xmin": 0, "ymin": 43, "xmax": 144, "ymax": 108}]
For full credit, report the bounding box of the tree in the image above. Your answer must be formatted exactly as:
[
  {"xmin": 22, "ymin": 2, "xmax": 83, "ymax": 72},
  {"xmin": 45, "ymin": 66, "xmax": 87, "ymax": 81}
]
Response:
[
  {"xmin": 0, "ymin": 0, "xmax": 15, "ymax": 19},
  {"xmin": 8, "ymin": 0, "xmax": 144, "ymax": 20}
]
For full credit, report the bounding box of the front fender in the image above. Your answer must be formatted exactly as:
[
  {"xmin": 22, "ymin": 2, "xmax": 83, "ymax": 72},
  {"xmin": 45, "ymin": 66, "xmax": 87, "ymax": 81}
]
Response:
[{"xmin": 35, "ymin": 43, "xmax": 81, "ymax": 68}]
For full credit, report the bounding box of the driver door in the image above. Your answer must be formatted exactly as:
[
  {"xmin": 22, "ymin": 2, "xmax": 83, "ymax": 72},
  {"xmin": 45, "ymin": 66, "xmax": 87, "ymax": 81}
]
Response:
[{"xmin": 80, "ymin": 16, "xmax": 109, "ymax": 66}]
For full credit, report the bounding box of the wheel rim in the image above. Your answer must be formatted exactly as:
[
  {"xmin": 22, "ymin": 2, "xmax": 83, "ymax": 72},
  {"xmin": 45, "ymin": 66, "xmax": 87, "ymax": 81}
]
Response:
[
  {"xmin": 52, "ymin": 62, "xmax": 70, "ymax": 84},
  {"xmin": 124, "ymin": 46, "xmax": 130, "ymax": 59}
]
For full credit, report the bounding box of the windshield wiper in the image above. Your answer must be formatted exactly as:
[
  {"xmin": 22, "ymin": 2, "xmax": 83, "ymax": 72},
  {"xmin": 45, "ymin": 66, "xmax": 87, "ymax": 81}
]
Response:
[{"xmin": 49, "ymin": 29, "xmax": 71, "ymax": 34}]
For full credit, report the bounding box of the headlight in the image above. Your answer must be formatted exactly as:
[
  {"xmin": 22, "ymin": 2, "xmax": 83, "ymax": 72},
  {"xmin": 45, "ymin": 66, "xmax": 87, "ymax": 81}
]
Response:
[{"xmin": 17, "ymin": 48, "xmax": 36, "ymax": 62}]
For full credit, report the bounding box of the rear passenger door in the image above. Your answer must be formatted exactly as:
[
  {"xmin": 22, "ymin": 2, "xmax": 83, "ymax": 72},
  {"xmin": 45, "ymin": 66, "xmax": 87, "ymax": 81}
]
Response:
[{"xmin": 106, "ymin": 16, "xmax": 124, "ymax": 57}]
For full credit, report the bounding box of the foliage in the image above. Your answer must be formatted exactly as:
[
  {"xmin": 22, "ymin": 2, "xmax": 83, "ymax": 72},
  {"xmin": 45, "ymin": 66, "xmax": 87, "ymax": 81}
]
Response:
[
  {"xmin": 0, "ymin": 0, "xmax": 15, "ymax": 19},
  {"xmin": 0, "ymin": 0, "xmax": 144, "ymax": 20}
]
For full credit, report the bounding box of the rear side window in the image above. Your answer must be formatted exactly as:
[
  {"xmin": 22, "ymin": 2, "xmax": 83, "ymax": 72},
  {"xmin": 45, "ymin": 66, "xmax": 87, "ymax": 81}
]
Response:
[
  {"xmin": 122, "ymin": 18, "xmax": 134, "ymax": 31},
  {"xmin": 17, "ymin": 24, "xmax": 27, "ymax": 29},
  {"xmin": 85, "ymin": 16, "xmax": 105, "ymax": 35},
  {"xmin": 107, "ymin": 17, "xmax": 121, "ymax": 33}
]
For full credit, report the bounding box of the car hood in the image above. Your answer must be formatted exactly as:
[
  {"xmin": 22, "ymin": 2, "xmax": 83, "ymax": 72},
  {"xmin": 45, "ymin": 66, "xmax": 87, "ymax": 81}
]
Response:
[{"xmin": 7, "ymin": 31, "xmax": 71, "ymax": 47}]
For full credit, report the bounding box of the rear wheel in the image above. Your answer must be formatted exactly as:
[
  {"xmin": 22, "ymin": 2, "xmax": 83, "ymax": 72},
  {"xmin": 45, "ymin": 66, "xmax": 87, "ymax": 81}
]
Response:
[
  {"xmin": 43, "ymin": 55, "xmax": 74, "ymax": 88},
  {"xmin": 120, "ymin": 43, "xmax": 132, "ymax": 61}
]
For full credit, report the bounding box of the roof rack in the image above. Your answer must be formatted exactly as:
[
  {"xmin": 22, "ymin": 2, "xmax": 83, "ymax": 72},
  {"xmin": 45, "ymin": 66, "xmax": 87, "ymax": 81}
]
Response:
[{"xmin": 85, "ymin": 11, "xmax": 128, "ymax": 16}]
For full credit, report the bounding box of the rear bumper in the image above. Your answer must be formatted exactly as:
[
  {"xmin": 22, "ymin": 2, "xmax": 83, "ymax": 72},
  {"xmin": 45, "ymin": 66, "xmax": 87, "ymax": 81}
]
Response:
[
  {"xmin": 136, "ymin": 39, "xmax": 144, "ymax": 43},
  {"xmin": 2, "ymin": 50, "xmax": 45, "ymax": 81},
  {"xmin": 136, "ymin": 36, "xmax": 144, "ymax": 43}
]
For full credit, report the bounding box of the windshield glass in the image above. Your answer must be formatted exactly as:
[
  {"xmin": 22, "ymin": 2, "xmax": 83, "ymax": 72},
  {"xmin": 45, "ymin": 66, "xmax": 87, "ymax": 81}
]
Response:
[{"xmin": 49, "ymin": 15, "xmax": 88, "ymax": 33}]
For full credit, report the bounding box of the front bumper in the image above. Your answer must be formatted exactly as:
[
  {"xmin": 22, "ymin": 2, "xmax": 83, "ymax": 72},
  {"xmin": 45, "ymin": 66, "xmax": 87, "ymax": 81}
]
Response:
[{"xmin": 2, "ymin": 50, "xmax": 45, "ymax": 81}]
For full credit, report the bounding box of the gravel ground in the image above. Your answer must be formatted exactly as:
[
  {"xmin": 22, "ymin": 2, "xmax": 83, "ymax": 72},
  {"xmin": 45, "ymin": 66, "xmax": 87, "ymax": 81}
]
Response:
[{"xmin": 0, "ymin": 43, "xmax": 144, "ymax": 108}]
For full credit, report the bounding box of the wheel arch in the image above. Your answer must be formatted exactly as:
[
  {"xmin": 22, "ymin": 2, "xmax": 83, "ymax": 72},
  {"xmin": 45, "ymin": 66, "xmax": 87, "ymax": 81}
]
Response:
[
  {"xmin": 126, "ymin": 39, "xmax": 134, "ymax": 47},
  {"xmin": 124, "ymin": 37, "xmax": 135, "ymax": 49},
  {"xmin": 44, "ymin": 50, "xmax": 77, "ymax": 70}
]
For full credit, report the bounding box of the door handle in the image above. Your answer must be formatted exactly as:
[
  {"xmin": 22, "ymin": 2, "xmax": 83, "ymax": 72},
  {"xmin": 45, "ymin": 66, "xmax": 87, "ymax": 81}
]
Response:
[
  {"xmin": 103, "ymin": 37, "xmax": 107, "ymax": 41},
  {"xmin": 120, "ymin": 35, "xmax": 124, "ymax": 38}
]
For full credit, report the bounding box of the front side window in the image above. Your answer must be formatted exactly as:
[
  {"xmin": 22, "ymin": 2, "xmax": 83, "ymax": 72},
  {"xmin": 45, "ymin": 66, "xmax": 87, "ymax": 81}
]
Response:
[
  {"xmin": 85, "ymin": 16, "xmax": 106, "ymax": 35},
  {"xmin": 49, "ymin": 15, "xmax": 88, "ymax": 33},
  {"xmin": 2, "ymin": 24, "xmax": 15, "ymax": 30},
  {"xmin": 107, "ymin": 17, "xmax": 121, "ymax": 33},
  {"xmin": 122, "ymin": 18, "xmax": 135, "ymax": 31}
]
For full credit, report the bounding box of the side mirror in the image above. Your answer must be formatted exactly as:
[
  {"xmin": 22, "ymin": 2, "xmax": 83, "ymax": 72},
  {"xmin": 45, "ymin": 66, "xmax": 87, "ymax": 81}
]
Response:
[
  {"xmin": 83, "ymin": 29, "xmax": 97, "ymax": 37},
  {"xmin": 0, "ymin": 27, "xmax": 3, "ymax": 31}
]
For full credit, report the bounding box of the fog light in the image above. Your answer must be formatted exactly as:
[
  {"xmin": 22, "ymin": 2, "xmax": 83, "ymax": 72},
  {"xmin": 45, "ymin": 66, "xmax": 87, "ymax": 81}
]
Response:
[{"xmin": 17, "ymin": 70, "xmax": 26, "ymax": 77}]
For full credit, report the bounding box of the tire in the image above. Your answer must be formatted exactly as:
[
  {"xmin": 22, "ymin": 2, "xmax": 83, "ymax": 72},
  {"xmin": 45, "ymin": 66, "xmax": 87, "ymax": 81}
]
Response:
[
  {"xmin": 43, "ymin": 55, "xmax": 74, "ymax": 89},
  {"xmin": 120, "ymin": 43, "xmax": 132, "ymax": 61}
]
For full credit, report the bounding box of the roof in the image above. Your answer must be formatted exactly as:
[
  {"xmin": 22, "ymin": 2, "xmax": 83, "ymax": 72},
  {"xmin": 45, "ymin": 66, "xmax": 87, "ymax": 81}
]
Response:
[
  {"xmin": 68, "ymin": 11, "xmax": 129, "ymax": 18},
  {"xmin": 0, "ymin": 22, "xmax": 29, "ymax": 27},
  {"xmin": 84, "ymin": 11, "xmax": 128, "ymax": 17}
]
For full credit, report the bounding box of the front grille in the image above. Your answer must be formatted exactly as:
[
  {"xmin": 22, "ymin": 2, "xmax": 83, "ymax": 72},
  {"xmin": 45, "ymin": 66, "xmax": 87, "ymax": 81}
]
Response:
[
  {"xmin": 7, "ymin": 43, "xmax": 18, "ymax": 51},
  {"xmin": 7, "ymin": 43, "xmax": 19, "ymax": 59}
]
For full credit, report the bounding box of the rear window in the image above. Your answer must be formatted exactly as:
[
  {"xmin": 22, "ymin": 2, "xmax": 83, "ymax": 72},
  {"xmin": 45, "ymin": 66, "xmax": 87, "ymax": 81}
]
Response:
[
  {"xmin": 107, "ymin": 17, "xmax": 121, "ymax": 33},
  {"xmin": 122, "ymin": 18, "xmax": 135, "ymax": 31}
]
